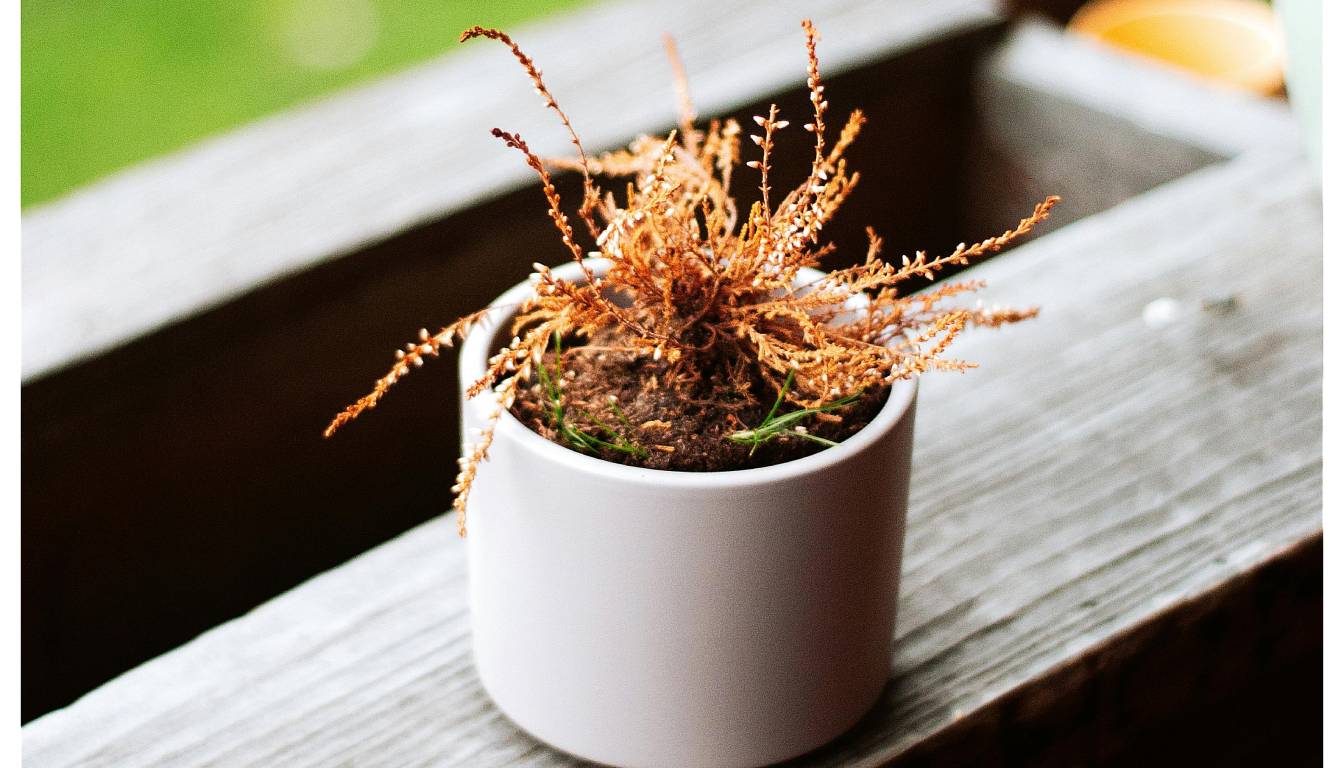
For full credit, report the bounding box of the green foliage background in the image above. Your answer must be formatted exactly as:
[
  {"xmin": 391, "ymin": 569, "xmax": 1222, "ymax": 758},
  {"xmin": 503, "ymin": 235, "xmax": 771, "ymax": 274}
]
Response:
[{"xmin": 21, "ymin": 0, "xmax": 589, "ymax": 207}]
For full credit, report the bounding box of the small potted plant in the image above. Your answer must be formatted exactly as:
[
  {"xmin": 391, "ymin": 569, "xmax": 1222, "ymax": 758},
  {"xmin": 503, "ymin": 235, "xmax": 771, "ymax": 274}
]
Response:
[{"xmin": 326, "ymin": 20, "xmax": 1057, "ymax": 768}]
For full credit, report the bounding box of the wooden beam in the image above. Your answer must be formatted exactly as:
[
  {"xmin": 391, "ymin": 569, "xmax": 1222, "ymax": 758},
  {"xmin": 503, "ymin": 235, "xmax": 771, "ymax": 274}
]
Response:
[
  {"xmin": 24, "ymin": 148, "xmax": 1322, "ymax": 766},
  {"xmin": 960, "ymin": 19, "xmax": 1300, "ymax": 244},
  {"xmin": 984, "ymin": 19, "xmax": 1299, "ymax": 159}
]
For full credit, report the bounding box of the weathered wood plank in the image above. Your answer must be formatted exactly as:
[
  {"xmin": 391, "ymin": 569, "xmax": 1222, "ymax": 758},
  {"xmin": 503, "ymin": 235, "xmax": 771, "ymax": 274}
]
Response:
[
  {"xmin": 985, "ymin": 20, "xmax": 1299, "ymax": 158},
  {"xmin": 962, "ymin": 19, "xmax": 1300, "ymax": 242},
  {"xmin": 20, "ymin": 0, "xmax": 998, "ymax": 380},
  {"xmin": 23, "ymin": 148, "xmax": 1321, "ymax": 766}
]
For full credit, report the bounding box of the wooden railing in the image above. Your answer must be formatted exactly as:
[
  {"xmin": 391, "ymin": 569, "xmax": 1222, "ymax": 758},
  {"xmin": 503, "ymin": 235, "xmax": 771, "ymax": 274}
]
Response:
[{"xmin": 22, "ymin": 1, "xmax": 1320, "ymax": 763}]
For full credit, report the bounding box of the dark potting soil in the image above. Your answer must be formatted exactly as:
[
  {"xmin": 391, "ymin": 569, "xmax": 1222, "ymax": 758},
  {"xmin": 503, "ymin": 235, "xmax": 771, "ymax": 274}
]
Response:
[{"xmin": 509, "ymin": 327, "xmax": 889, "ymax": 472}]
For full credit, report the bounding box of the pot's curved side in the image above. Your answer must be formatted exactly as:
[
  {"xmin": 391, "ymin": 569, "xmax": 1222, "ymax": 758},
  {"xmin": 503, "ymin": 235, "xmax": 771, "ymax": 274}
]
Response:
[{"xmin": 458, "ymin": 261, "xmax": 915, "ymax": 768}]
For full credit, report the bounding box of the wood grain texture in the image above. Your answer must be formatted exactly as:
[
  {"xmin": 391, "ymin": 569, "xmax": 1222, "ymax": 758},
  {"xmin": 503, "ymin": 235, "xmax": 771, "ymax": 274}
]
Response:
[
  {"xmin": 985, "ymin": 19, "xmax": 1300, "ymax": 158},
  {"xmin": 20, "ymin": 0, "xmax": 998, "ymax": 380},
  {"xmin": 961, "ymin": 20, "xmax": 1299, "ymax": 244},
  {"xmin": 23, "ymin": 149, "xmax": 1322, "ymax": 767}
]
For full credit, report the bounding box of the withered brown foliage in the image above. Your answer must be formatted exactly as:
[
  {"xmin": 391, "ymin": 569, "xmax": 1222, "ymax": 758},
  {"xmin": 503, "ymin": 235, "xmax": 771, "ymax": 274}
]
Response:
[{"xmin": 325, "ymin": 20, "xmax": 1060, "ymax": 536}]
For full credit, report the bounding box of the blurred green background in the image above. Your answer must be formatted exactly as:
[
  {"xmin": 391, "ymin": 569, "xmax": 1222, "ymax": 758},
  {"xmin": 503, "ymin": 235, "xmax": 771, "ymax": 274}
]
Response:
[{"xmin": 21, "ymin": 0, "xmax": 589, "ymax": 208}]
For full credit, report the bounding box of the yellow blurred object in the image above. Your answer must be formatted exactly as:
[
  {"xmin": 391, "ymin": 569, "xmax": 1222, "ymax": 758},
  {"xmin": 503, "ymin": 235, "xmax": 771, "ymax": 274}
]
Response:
[{"xmin": 1068, "ymin": 0, "xmax": 1286, "ymax": 95}]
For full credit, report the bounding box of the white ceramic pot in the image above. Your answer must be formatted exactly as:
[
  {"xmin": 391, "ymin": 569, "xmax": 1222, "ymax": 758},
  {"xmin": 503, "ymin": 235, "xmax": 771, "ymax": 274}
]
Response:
[{"xmin": 459, "ymin": 260, "xmax": 917, "ymax": 768}]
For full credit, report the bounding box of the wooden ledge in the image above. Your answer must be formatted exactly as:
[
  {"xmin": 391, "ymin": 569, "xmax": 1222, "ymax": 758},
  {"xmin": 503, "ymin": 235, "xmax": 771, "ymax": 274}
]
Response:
[
  {"xmin": 23, "ymin": 149, "xmax": 1322, "ymax": 766},
  {"xmin": 983, "ymin": 19, "xmax": 1300, "ymax": 158}
]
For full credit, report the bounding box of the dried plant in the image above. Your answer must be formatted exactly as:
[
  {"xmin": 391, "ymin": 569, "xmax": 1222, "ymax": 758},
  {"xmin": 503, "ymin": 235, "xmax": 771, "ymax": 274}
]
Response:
[{"xmin": 325, "ymin": 20, "xmax": 1060, "ymax": 536}]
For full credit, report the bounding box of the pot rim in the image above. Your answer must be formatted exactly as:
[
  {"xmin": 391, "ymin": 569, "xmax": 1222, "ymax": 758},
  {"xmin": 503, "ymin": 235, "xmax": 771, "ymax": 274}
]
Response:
[{"xmin": 460, "ymin": 258, "xmax": 918, "ymax": 490}]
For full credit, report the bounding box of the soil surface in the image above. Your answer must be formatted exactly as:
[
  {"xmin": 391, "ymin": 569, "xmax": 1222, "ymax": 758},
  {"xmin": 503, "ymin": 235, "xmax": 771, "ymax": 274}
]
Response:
[{"xmin": 509, "ymin": 327, "xmax": 888, "ymax": 471}]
